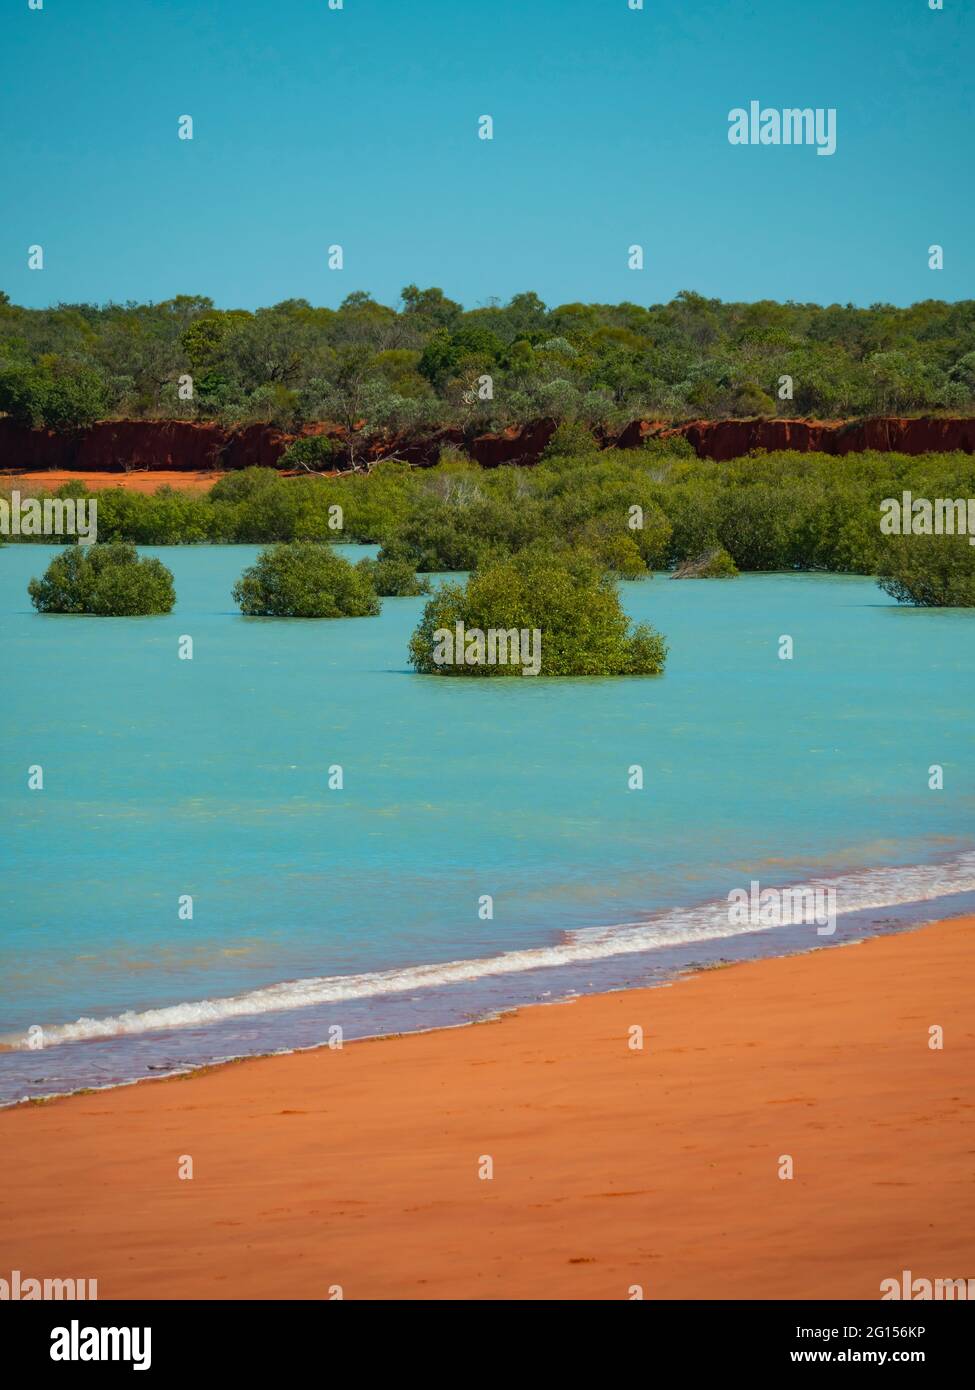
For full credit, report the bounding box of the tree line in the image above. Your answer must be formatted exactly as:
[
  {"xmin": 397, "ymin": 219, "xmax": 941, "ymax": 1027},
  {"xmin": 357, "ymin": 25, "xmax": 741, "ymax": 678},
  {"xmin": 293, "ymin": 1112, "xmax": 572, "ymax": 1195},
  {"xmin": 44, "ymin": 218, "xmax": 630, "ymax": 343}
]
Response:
[{"xmin": 2, "ymin": 287, "xmax": 975, "ymax": 435}]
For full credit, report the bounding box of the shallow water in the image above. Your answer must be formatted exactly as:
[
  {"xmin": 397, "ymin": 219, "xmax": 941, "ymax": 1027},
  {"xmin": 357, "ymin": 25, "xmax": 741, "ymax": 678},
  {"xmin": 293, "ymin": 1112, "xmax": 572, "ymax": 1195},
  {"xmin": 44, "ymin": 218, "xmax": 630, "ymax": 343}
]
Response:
[{"xmin": 1, "ymin": 544, "xmax": 972, "ymax": 1102}]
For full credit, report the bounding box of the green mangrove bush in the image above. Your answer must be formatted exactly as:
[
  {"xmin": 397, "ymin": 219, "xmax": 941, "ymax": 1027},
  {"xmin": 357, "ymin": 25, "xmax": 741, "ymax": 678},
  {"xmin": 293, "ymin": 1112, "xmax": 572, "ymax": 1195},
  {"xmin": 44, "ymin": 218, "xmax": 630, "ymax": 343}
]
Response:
[
  {"xmin": 28, "ymin": 542, "xmax": 175, "ymax": 615},
  {"xmin": 356, "ymin": 553, "xmax": 431, "ymax": 596},
  {"xmin": 671, "ymin": 546, "xmax": 740, "ymax": 578},
  {"xmin": 15, "ymin": 450, "xmax": 975, "ymax": 608},
  {"xmin": 232, "ymin": 541, "xmax": 380, "ymax": 617},
  {"xmin": 877, "ymin": 535, "xmax": 975, "ymax": 606},
  {"xmin": 408, "ymin": 550, "xmax": 668, "ymax": 677}
]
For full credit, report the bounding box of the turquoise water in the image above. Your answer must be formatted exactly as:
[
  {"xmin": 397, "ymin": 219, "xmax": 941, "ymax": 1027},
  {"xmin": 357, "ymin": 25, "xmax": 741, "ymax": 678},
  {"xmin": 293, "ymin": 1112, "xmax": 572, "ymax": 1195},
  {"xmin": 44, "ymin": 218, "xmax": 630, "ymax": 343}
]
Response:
[{"xmin": 1, "ymin": 543, "xmax": 973, "ymax": 1101}]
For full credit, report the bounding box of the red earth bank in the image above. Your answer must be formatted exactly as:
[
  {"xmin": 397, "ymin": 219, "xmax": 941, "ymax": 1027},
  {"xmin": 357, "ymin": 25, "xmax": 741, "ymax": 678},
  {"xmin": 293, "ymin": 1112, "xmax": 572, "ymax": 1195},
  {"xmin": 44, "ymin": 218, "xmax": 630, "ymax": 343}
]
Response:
[{"xmin": 2, "ymin": 414, "xmax": 974, "ymax": 476}]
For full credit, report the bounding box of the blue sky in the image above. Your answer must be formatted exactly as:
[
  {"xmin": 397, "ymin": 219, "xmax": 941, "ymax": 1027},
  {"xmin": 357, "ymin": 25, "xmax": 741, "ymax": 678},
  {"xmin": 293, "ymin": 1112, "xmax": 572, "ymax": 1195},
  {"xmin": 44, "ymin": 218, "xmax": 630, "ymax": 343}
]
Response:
[{"xmin": 1, "ymin": 0, "xmax": 970, "ymax": 311}]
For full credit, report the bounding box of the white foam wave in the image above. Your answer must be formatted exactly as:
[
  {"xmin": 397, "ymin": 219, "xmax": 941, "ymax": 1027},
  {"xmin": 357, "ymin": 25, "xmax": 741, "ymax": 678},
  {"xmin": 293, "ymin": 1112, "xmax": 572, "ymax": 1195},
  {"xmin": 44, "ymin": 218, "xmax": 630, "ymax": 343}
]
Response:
[{"xmin": 6, "ymin": 852, "xmax": 974, "ymax": 1051}]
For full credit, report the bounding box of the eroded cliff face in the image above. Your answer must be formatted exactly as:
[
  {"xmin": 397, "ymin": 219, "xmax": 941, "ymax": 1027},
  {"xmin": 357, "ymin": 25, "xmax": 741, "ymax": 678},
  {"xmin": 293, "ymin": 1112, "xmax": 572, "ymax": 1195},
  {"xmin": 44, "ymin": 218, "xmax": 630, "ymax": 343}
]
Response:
[
  {"xmin": 0, "ymin": 419, "xmax": 225, "ymax": 472},
  {"xmin": 0, "ymin": 417, "xmax": 561, "ymax": 471},
  {"xmin": 664, "ymin": 416, "xmax": 975, "ymax": 461},
  {"xmin": 2, "ymin": 414, "xmax": 974, "ymax": 474}
]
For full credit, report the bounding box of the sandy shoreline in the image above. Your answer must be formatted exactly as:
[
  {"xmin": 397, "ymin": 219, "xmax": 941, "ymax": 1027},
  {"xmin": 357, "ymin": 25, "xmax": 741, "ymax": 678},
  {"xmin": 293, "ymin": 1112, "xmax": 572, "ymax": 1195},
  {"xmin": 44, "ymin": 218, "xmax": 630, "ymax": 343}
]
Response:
[{"xmin": 0, "ymin": 916, "xmax": 972, "ymax": 1301}]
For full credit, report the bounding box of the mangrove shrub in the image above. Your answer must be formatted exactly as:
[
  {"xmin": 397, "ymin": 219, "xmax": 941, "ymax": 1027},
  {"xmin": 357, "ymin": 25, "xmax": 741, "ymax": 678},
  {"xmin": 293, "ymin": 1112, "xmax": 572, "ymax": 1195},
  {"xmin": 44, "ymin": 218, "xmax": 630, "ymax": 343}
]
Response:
[
  {"xmin": 408, "ymin": 550, "xmax": 667, "ymax": 677},
  {"xmin": 356, "ymin": 553, "xmax": 431, "ymax": 596},
  {"xmin": 232, "ymin": 542, "xmax": 380, "ymax": 617},
  {"xmin": 877, "ymin": 535, "xmax": 975, "ymax": 607},
  {"xmin": 28, "ymin": 543, "xmax": 175, "ymax": 615}
]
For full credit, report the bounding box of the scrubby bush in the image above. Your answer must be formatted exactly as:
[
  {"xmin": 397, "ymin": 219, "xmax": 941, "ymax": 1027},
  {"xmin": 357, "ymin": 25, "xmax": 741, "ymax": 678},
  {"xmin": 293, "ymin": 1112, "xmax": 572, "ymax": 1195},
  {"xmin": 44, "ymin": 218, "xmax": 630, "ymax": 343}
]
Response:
[
  {"xmin": 540, "ymin": 421, "xmax": 600, "ymax": 461},
  {"xmin": 209, "ymin": 467, "xmax": 282, "ymax": 504},
  {"xmin": 594, "ymin": 534, "xmax": 649, "ymax": 579},
  {"xmin": 438, "ymin": 444, "xmax": 473, "ymax": 468},
  {"xmin": 671, "ymin": 546, "xmax": 739, "ymax": 578},
  {"xmin": 533, "ymin": 451, "xmax": 673, "ymax": 569},
  {"xmin": 408, "ymin": 550, "xmax": 667, "ymax": 677},
  {"xmin": 378, "ymin": 488, "xmax": 530, "ymax": 572},
  {"xmin": 641, "ymin": 434, "xmax": 697, "ymax": 460},
  {"xmin": 356, "ymin": 553, "xmax": 431, "ymax": 596},
  {"xmin": 877, "ymin": 535, "xmax": 975, "ymax": 607},
  {"xmin": 232, "ymin": 541, "xmax": 380, "ymax": 617},
  {"xmin": 715, "ymin": 482, "xmax": 795, "ymax": 571},
  {"xmin": 54, "ymin": 479, "xmax": 90, "ymax": 500},
  {"xmin": 280, "ymin": 435, "xmax": 343, "ymax": 471},
  {"xmin": 91, "ymin": 485, "xmax": 218, "ymax": 545},
  {"xmin": 28, "ymin": 542, "xmax": 175, "ymax": 615}
]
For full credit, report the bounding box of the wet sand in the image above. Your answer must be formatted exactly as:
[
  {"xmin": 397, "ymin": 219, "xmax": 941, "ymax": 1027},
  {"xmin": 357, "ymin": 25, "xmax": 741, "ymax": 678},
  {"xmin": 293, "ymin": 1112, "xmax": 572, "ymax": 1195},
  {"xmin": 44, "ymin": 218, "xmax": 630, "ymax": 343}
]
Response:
[{"xmin": 0, "ymin": 917, "xmax": 972, "ymax": 1300}]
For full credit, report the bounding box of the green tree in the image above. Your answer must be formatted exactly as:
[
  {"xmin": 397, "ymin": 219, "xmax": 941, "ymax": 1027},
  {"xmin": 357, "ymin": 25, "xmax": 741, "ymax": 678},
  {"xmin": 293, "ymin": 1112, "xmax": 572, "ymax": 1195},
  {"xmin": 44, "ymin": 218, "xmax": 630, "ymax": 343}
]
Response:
[
  {"xmin": 599, "ymin": 534, "xmax": 649, "ymax": 579},
  {"xmin": 357, "ymin": 553, "xmax": 431, "ymax": 596},
  {"xmin": 28, "ymin": 543, "xmax": 175, "ymax": 615},
  {"xmin": 877, "ymin": 535, "xmax": 975, "ymax": 606},
  {"xmin": 400, "ymin": 285, "xmax": 462, "ymax": 332},
  {"xmin": 408, "ymin": 550, "xmax": 667, "ymax": 677},
  {"xmin": 0, "ymin": 364, "xmax": 47, "ymax": 426},
  {"xmin": 0, "ymin": 363, "xmax": 108, "ymax": 430},
  {"xmin": 232, "ymin": 542, "xmax": 381, "ymax": 617},
  {"xmin": 540, "ymin": 421, "xmax": 599, "ymax": 459},
  {"xmin": 280, "ymin": 435, "xmax": 343, "ymax": 472}
]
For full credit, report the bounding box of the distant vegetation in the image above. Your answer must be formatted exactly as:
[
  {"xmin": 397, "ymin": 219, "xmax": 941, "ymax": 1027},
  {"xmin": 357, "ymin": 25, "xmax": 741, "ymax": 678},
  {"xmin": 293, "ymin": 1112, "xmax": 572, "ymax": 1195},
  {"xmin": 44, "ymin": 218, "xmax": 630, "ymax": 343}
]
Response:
[
  {"xmin": 408, "ymin": 550, "xmax": 668, "ymax": 677},
  {"xmin": 28, "ymin": 542, "xmax": 175, "ymax": 615},
  {"xmin": 357, "ymin": 553, "xmax": 431, "ymax": 597},
  {"xmin": 12, "ymin": 442, "xmax": 968, "ymax": 577},
  {"xmin": 2, "ymin": 287, "xmax": 974, "ymax": 433},
  {"xmin": 10, "ymin": 442, "xmax": 975, "ymax": 607},
  {"xmin": 232, "ymin": 541, "xmax": 382, "ymax": 618}
]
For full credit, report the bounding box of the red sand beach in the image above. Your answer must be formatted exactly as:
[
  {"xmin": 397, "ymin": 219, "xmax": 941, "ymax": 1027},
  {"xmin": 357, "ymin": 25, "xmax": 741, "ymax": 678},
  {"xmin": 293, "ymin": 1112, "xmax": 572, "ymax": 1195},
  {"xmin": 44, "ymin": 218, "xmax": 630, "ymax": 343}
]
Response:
[{"xmin": 0, "ymin": 917, "xmax": 972, "ymax": 1301}]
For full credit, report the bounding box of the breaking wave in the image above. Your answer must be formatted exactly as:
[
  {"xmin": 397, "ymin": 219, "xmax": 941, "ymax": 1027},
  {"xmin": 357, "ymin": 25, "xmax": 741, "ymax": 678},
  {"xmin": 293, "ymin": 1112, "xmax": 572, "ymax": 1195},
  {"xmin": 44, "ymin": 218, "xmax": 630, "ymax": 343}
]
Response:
[{"xmin": 6, "ymin": 852, "xmax": 974, "ymax": 1051}]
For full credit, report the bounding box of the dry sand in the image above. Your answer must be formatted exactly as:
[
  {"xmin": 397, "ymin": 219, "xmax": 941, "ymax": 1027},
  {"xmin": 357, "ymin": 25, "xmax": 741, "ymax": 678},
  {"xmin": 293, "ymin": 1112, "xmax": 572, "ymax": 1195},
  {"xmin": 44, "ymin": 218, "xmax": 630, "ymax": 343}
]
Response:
[
  {"xmin": 1, "ymin": 917, "xmax": 972, "ymax": 1300},
  {"xmin": 0, "ymin": 470, "xmax": 225, "ymax": 494}
]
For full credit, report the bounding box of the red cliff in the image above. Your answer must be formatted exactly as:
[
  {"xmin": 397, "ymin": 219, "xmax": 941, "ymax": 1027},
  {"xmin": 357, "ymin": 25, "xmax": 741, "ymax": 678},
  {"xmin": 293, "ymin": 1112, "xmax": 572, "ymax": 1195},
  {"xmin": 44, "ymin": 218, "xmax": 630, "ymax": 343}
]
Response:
[
  {"xmin": 666, "ymin": 416, "xmax": 975, "ymax": 461},
  {"xmin": 2, "ymin": 415, "xmax": 974, "ymax": 474}
]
